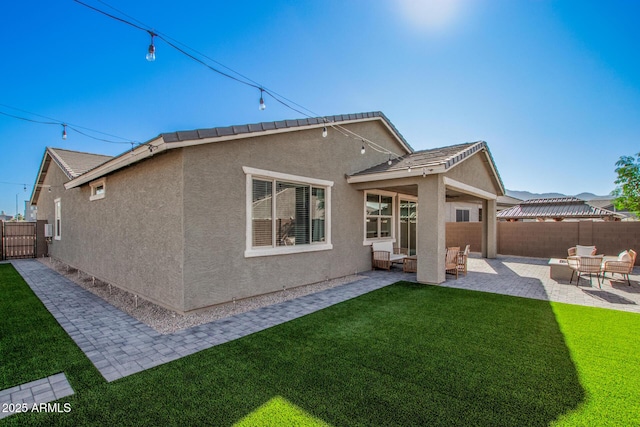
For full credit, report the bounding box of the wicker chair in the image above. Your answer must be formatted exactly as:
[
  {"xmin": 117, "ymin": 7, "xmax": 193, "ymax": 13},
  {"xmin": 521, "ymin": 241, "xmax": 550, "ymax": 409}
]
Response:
[
  {"xmin": 567, "ymin": 246, "xmax": 597, "ymax": 257},
  {"xmin": 445, "ymin": 247, "xmax": 460, "ymax": 279},
  {"xmin": 567, "ymin": 255, "xmax": 604, "ymax": 287},
  {"xmin": 457, "ymin": 245, "xmax": 470, "ymax": 276},
  {"xmin": 602, "ymin": 249, "xmax": 637, "ymax": 286}
]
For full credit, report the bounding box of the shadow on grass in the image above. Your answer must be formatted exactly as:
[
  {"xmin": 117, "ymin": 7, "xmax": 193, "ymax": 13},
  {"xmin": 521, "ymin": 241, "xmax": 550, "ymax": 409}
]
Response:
[{"xmin": 11, "ymin": 278, "xmax": 586, "ymax": 426}]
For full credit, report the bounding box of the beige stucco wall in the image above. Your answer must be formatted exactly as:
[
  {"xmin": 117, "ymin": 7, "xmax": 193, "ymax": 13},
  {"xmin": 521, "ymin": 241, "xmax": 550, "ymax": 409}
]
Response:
[
  {"xmin": 444, "ymin": 152, "xmax": 501, "ymax": 195},
  {"xmin": 445, "ymin": 201, "xmax": 481, "ymax": 222},
  {"xmin": 181, "ymin": 120, "xmax": 407, "ymax": 311},
  {"xmin": 37, "ymin": 151, "xmax": 185, "ymax": 311}
]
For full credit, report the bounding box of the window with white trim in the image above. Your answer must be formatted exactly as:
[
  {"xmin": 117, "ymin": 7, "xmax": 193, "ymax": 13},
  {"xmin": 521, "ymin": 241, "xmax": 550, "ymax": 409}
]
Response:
[
  {"xmin": 366, "ymin": 192, "xmax": 394, "ymax": 239},
  {"xmin": 244, "ymin": 167, "xmax": 332, "ymax": 257},
  {"xmin": 54, "ymin": 198, "xmax": 61, "ymax": 240},
  {"xmin": 456, "ymin": 209, "xmax": 470, "ymax": 222},
  {"xmin": 90, "ymin": 178, "xmax": 106, "ymax": 201}
]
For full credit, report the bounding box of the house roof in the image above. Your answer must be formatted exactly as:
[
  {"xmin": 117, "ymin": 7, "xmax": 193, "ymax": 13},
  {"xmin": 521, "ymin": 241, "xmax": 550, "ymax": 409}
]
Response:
[
  {"xmin": 30, "ymin": 148, "xmax": 113, "ymax": 205},
  {"xmin": 63, "ymin": 111, "xmax": 413, "ymax": 190},
  {"xmin": 48, "ymin": 148, "xmax": 113, "ymax": 179},
  {"xmin": 347, "ymin": 141, "xmax": 506, "ymax": 196},
  {"xmin": 496, "ymin": 197, "xmax": 623, "ymax": 220},
  {"xmin": 161, "ymin": 111, "xmax": 410, "ymax": 149}
]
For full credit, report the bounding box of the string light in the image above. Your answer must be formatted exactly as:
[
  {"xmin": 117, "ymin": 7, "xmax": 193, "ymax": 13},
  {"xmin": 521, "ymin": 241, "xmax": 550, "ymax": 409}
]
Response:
[
  {"xmin": 146, "ymin": 31, "xmax": 156, "ymax": 62},
  {"xmin": 360, "ymin": 141, "xmax": 366, "ymax": 155},
  {"xmin": 259, "ymin": 89, "xmax": 266, "ymax": 111},
  {"xmin": 322, "ymin": 126, "xmax": 327, "ymax": 138},
  {"xmin": 388, "ymin": 155, "xmax": 392, "ymax": 166},
  {"xmin": 0, "ymin": 104, "xmax": 137, "ymax": 145},
  {"xmin": 71, "ymin": 0, "xmax": 405, "ymax": 163}
]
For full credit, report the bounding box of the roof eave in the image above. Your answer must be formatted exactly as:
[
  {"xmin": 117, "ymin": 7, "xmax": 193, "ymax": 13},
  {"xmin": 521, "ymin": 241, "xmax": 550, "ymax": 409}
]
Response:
[
  {"xmin": 65, "ymin": 114, "xmax": 413, "ymax": 190},
  {"xmin": 346, "ymin": 165, "xmax": 446, "ymax": 184}
]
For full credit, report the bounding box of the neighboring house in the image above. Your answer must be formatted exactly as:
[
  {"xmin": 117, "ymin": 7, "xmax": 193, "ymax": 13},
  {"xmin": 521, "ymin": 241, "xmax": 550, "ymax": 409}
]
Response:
[
  {"xmin": 446, "ymin": 195, "xmax": 521, "ymax": 222},
  {"xmin": 30, "ymin": 111, "xmax": 505, "ymax": 313},
  {"xmin": 497, "ymin": 197, "xmax": 623, "ymax": 222},
  {"xmin": 588, "ymin": 198, "xmax": 637, "ymax": 221},
  {"xmin": 24, "ymin": 202, "xmax": 37, "ymax": 222},
  {"xmin": 0, "ymin": 211, "xmax": 13, "ymax": 221}
]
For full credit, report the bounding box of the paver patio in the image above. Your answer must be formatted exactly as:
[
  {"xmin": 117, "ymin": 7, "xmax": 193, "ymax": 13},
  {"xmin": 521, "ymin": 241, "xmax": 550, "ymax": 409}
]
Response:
[{"xmin": 2, "ymin": 254, "xmax": 638, "ymax": 414}]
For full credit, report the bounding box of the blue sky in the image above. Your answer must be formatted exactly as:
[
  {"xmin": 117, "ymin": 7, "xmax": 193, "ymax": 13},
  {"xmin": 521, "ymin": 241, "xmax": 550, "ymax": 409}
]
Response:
[{"xmin": 1, "ymin": 0, "xmax": 639, "ymax": 216}]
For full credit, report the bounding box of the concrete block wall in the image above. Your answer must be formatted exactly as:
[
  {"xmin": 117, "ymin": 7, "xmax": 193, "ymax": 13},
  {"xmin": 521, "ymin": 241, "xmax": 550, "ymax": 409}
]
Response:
[
  {"xmin": 446, "ymin": 222, "xmax": 482, "ymax": 252},
  {"xmin": 446, "ymin": 221, "xmax": 640, "ymax": 265}
]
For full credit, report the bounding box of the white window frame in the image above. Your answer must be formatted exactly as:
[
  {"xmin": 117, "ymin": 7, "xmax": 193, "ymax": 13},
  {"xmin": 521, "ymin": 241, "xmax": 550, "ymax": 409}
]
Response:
[
  {"xmin": 89, "ymin": 178, "xmax": 106, "ymax": 201},
  {"xmin": 243, "ymin": 166, "xmax": 333, "ymax": 258},
  {"xmin": 364, "ymin": 190, "xmax": 397, "ymax": 245},
  {"xmin": 54, "ymin": 198, "xmax": 61, "ymax": 240}
]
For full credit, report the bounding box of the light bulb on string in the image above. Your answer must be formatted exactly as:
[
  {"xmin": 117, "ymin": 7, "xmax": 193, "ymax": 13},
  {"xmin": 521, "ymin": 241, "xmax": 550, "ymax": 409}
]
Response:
[
  {"xmin": 259, "ymin": 88, "xmax": 266, "ymax": 111},
  {"xmin": 387, "ymin": 155, "xmax": 392, "ymax": 166},
  {"xmin": 360, "ymin": 141, "xmax": 366, "ymax": 154},
  {"xmin": 146, "ymin": 32, "xmax": 156, "ymax": 62},
  {"xmin": 322, "ymin": 126, "xmax": 327, "ymax": 138},
  {"xmin": 62, "ymin": 124, "xmax": 67, "ymax": 140}
]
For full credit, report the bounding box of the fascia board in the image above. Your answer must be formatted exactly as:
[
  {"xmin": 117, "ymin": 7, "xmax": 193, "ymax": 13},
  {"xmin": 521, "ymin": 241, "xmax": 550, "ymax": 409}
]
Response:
[
  {"xmin": 65, "ymin": 137, "xmax": 165, "ymax": 189},
  {"xmin": 346, "ymin": 165, "xmax": 446, "ymax": 184}
]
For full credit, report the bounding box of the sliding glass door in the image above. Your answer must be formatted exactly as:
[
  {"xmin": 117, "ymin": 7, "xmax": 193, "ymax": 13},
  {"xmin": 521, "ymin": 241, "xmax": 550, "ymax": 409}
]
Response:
[{"xmin": 399, "ymin": 200, "xmax": 417, "ymax": 256}]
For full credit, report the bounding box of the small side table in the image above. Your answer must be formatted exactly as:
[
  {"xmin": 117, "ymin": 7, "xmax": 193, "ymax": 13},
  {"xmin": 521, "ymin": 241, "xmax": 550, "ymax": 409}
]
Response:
[
  {"xmin": 403, "ymin": 256, "xmax": 417, "ymax": 273},
  {"xmin": 549, "ymin": 258, "xmax": 573, "ymax": 281}
]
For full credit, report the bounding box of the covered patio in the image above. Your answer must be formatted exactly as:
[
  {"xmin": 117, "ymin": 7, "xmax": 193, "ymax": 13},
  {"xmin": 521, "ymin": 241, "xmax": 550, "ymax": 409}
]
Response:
[{"xmin": 348, "ymin": 141, "xmax": 505, "ymax": 285}]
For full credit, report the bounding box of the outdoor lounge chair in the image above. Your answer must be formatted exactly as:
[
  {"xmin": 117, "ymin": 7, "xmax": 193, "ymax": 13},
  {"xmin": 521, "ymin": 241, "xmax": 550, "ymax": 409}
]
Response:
[
  {"xmin": 457, "ymin": 244, "xmax": 470, "ymax": 276},
  {"xmin": 567, "ymin": 255, "xmax": 604, "ymax": 288},
  {"xmin": 602, "ymin": 249, "xmax": 637, "ymax": 286},
  {"xmin": 445, "ymin": 247, "xmax": 460, "ymax": 279},
  {"xmin": 371, "ymin": 241, "xmax": 407, "ymax": 270}
]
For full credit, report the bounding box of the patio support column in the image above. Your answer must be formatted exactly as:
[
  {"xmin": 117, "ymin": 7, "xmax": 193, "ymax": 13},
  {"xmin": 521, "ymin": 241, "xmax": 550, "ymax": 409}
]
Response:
[
  {"xmin": 417, "ymin": 174, "xmax": 446, "ymax": 284},
  {"xmin": 482, "ymin": 198, "xmax": 497, "ymax": 258}
]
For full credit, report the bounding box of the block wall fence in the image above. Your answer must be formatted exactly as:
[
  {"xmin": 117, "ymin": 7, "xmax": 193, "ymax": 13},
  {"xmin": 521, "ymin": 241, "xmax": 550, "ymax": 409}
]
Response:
[{"xmin": 446, "ymin": 221, "xmax": 640, "ymax": 265}]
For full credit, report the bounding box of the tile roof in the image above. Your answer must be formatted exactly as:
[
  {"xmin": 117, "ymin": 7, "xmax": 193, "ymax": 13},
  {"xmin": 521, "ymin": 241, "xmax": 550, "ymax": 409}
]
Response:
[
  {"xmin": 48, "ymin": 148, "xmax": 113, "ymax": 179},
  {"xmin": 161, "ymin": 111, "xmax": 411, "ymax": 150},
  {"xmin": 497, "ymin": 197, "xmax": 622, "ymax": 219},
  {"xmin": 351, "ymin": 141, "xmax": 484, "ymax": 175}
]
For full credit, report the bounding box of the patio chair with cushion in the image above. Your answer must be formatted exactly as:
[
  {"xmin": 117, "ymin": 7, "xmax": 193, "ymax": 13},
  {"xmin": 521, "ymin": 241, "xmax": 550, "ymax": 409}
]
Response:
[
  {"xmin": 568, "ymin": 245, "xmax": 597, "ymax": 257},
  {"xmin": 445, "ymin": 247, "xmax": 460, "ymax": 279},
  {"xmin": 602, "ymin": 249, "xmax": 637, "ymax": 286},
  {"xmin": 567, "ymin": 255, "xmax": 604, "ymax": 288},
  {"xmin": 457, "ymin": 244, "xmax": 470, "ymax": 276},
  {"xmin": 371, "ymin": 241, "xmax": 407, "ymax": 271}
]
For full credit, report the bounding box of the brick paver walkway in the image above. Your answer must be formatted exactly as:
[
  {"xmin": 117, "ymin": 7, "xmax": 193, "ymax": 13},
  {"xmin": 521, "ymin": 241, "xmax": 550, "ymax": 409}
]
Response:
[
  {"xmin": 0, "ymin": 373, "xmax": 73, "ymax": 420},
  {"xmin": 2, "ymin": 254, "xmax": 639, "ymax": 417}
]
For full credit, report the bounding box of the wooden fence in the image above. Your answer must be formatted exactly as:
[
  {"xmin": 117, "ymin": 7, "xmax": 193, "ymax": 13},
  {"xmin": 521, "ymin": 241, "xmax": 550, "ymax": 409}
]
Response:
[
  {"xmin": 1, "ymin": 221, "xmax": 36, "ymax": 260},
  {"xmin": 446, "ymin": 221, "xmax": 640, "ymax": 265}
]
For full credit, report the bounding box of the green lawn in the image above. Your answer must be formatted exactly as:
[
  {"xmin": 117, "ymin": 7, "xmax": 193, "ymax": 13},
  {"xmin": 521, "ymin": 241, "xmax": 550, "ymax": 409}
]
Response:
[{"xmin": 2, "ymin": 264, "xmax": 639, "ymax": 426}]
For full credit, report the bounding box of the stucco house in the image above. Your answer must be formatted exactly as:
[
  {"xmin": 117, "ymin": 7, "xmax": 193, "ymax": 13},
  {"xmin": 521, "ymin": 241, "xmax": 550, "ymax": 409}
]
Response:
[{"xmin": 30, "ymin": 112, "xmax": 505, "ymax": 313}]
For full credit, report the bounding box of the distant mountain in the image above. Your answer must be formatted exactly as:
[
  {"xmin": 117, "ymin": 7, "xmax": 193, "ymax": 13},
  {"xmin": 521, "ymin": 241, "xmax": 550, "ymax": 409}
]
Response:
[{"xmin": 506, "ymin": 190, "xmax": 612, "ymax": 201}]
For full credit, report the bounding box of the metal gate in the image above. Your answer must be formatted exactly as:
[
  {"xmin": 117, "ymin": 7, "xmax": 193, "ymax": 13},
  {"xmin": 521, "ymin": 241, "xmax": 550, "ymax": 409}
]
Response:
[{"xmin": 1, "ymin": 221, "xmax": 37, "ymax": 260}]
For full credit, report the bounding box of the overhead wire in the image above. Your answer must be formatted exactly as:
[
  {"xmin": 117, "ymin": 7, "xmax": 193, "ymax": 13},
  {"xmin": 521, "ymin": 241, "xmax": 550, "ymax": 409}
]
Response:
[
  {"xmin": 0, "ymin": 103, "xmax": 137, "ymax": 145},
  {"xmin": 8, "ymin": 0, "xmax": 399, "ymax": 158}
]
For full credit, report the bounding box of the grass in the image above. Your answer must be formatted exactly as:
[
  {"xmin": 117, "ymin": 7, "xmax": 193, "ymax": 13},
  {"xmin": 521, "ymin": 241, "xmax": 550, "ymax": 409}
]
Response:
[
  {"xmin": 2, "ymin": 263, "xmax": 639, "ymax": 426},
  {"xmin": 0, "ymin": 265, "xmax": 103, "ymax": 392}
]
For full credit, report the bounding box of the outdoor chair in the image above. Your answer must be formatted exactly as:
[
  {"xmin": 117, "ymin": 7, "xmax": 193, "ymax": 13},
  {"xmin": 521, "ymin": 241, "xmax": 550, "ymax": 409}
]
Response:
[
  {"xmin": 457, "ymin": 244, "xmax": 470, "ymax": 276},
  {"xmin": 602, "ymin": 249, "xmax": 637, "ymax": 286},
  {"xmin": 568, "ymin": 245, "xmax": 597, "ymax": 257},
  {"xmin": 445, "ymin": 247, "xmax": 460, "ymax": 279},
  {"xmin": 567, "ymin": 255, "xmax": 604, "ymax": 288},
  {"xmin": 371, "ymin": 241, "xmax": 407, "ymax": 270}
]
